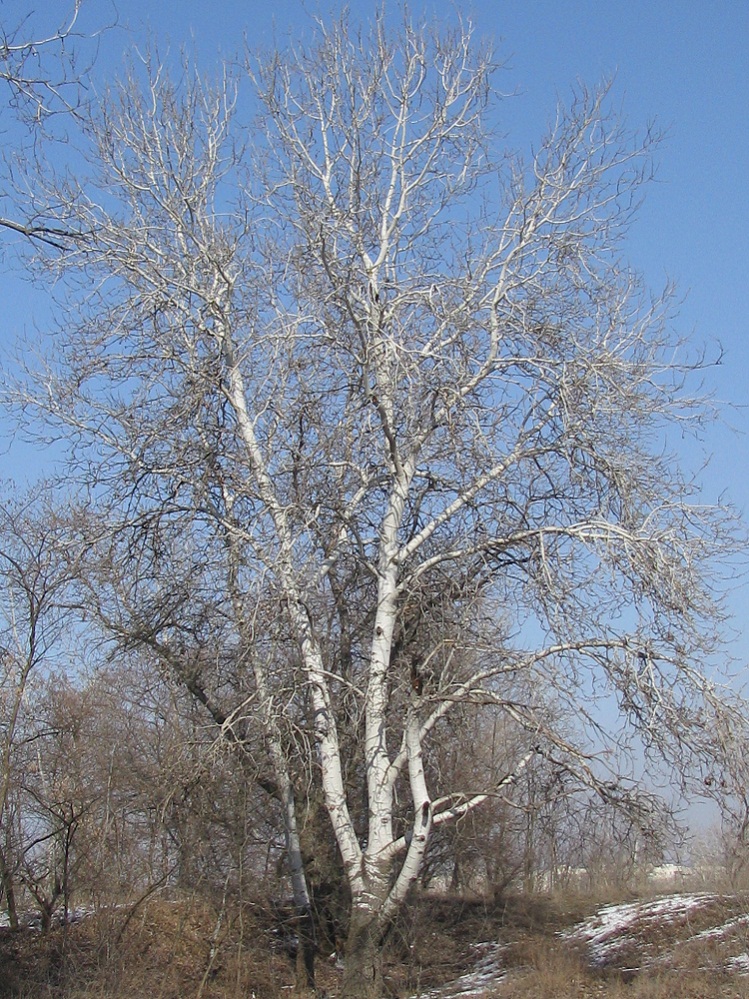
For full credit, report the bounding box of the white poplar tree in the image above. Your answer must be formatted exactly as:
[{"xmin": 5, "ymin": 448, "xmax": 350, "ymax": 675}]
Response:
[{"xmin": 7, "ymin": 13, "xmax": 742, "ymax": 996}]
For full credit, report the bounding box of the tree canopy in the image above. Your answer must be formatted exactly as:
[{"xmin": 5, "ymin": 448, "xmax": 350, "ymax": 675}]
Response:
[{"xmin": 2, "ymin": 11, "xmax": 745, "ymax": 997}]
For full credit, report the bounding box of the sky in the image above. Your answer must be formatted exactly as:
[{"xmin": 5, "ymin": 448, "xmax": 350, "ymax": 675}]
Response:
[
  {"xmin": 4, "ymin": 0, "xmax": 745, "ymax": 488},
  {"xmin": 0, "ymin": 1, "xmax": 747, "ymax": 817}
]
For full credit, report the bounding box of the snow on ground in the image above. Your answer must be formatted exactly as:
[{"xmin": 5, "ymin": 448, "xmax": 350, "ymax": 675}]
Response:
[
  {"xmin": 415, "ymin": 893, "xmax": 749, "ymax": 997},
  {"xmin": 410, "ymin": 942, "xmax": 506, "ymax": 999},
  {"xmin": 564, "ymin": 891, "xmax": 749, "ymax": 979},
  {"xmin": 563, "ymin": 892, "xmax": 718, "ymax": 966},
  {"xmin": 0, "ymin": 905, "xmax": 107, "ymax": 930},
  {"xmin": 691, "ymin": 912, "xmax": 749, "ymax": 943},
  {"xmin": 4, "ymin": 893, "xmax": 749, "ymax": 996},
  {"xmin": 728, "ymin": 954, "xmax": 749, "ymax": 974}
]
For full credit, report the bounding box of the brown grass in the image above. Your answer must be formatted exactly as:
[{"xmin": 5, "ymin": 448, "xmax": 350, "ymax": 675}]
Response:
[
  {"xmin": 482, "ymin": 890, "xmax": 749, "ymax": 999},
  {"xmin": 484, "ymin": 929, "xmax": 749, "ymax": 999},
  {"xmin": 2, "ymin": 887, "xmax": 749, "ymax": 998},
  {"xmin": 0, "ymin": 895, "xmax": 298, "ymax": 999}
]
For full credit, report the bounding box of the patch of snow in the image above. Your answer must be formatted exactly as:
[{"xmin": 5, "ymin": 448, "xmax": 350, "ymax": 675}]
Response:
[
  {"xmin": 0, "ymin": 904, "xmax": 114, "ymax": 931},
  {"xmin": 564, "ymin": 893, "xmax": 718, "ymax": 965},
  {"xmin": 691, "ymin": 913, "xmax": 749, "ymax": 943},
  {"xmin": 411, "ymin": 942, "xmax": 506, "ymax": 999},
  {"xmin": 414, "ymin": 893, "xmax": 749, "ymax": 997}
]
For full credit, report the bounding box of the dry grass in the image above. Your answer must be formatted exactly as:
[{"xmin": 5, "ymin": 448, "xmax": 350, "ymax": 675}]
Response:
[
  {"xmin": 0, "ymin": 895, "xmax": 298, "ymax": 999},
  {"xmin": 2, "ymin": 887, "xmax": 749, "ymax": 998},
  {"xmin": 483, "ymin": 929, "xmax": 749, "ymax": 999},
  {"xmin": 482, "ymin": 890, "xmax": 749, "ymax": 999}
]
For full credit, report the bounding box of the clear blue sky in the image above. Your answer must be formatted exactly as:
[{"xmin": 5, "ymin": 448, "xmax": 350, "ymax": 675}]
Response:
[{"xmin": 2, "ymin": 2, "xmax": 748, "ymax": 612}]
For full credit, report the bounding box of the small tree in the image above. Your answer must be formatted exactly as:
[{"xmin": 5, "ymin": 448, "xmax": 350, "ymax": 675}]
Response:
[
  {"xmin": 0, "ymin": 491, "xmax": 77, "ymax": 928},
  {"xmin": 10, "ymin": 12, "xmax": 743, "ymax": 995}
]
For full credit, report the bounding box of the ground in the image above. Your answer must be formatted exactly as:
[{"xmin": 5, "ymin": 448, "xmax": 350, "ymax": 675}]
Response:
[{"xmin": 2, "ymin": 887, "xmax": 749, "ymax": 997}]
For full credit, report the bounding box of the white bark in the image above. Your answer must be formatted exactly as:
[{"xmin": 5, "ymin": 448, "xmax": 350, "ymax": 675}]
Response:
[
  {"xmin": 218, "ymin": 325, "xmax": 364, "ymax": 883},
  {"xmin": 7, "ymin": 15, "xmax": 744, "ymax": 993}
]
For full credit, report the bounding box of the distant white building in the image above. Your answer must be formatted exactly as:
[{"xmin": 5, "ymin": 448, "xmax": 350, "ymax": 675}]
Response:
[{"xmin": 647, "ymin": 863, "xmax": 696, "ymax": 884}]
